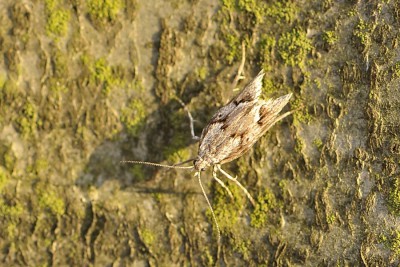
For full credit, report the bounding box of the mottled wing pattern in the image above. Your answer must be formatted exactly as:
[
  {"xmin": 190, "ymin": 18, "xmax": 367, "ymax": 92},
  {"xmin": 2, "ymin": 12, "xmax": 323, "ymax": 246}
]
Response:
[
  {"xmin": 206, "ymin": 70, "xmax": 265, "ymax": 125},
  {"xmin": 198, "ymin": 69, "xmax": 292, "ymax": 165},
  {"xmin": 255, "ymin": 93, "xmax": 292, "ymax": 137},
  {"xmin": 231, "ymin": 69, "xmax": 264, "ymax": 104},
  {"xmin": 198, "ymin": 102, "xmax": 254, "ymax": 163}
]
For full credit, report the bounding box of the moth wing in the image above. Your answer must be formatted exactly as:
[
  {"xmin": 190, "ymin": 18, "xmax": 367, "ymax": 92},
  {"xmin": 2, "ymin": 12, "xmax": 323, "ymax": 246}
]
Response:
[
  {"xmin": 206, "ymin": 70, "xmax": 265, "ymax": 126},
  {"xmin": 217, "ymin": 93, "xmax": 292, "ymax": 164},
  {"xmin": 232, "ymin": 69, "xmax": 265, "ymax": 104},
  {"xmin": 257, "ymin": 93, "xmax": 292, "ymax": 133},
  {"xmin": 198, "ymin": 101, "xmax": 254, "ymax": 162}
]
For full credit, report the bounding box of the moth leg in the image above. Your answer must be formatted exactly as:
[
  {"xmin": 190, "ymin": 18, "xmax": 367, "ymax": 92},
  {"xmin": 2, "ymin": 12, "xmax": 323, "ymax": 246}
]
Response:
[
  {"xmin": 232, "ymin": 42, "xmax": 246, "ymax": 90},
  {"xmin": 217, "ymin": 165, "xmax": 256, "ymax": 207},
  {"xmin": 212, "ymin": 166, "xmax": 234, "ymax": 199},
  {"xmin": 173, "ymin": 97, "xmax": 200, "ymax": 141},
  {"xmin": 216, "ymin": 165, "xmax": 237, "ymax": 180},
  {"xmin": 274, "ymin": 108, "xmax": 299, "ymax": 124},
  {"xmin": 264, "ymin": 108, "xmax": 299, "ymax": 133}
]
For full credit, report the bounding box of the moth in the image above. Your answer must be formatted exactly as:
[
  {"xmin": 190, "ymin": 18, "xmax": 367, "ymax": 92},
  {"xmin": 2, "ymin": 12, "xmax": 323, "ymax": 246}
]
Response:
[{"xmin": 122, "ymin": 69, "xmax": 294, "ymax": 242}]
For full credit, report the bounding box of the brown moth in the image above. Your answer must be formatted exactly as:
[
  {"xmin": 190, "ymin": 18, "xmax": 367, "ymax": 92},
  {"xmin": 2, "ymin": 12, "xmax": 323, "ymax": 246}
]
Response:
[
  {"xmin": 195, "ymin": 70, "xmax": 292, "ymax": 177},
  {"xmin": 122, "ymin": 69, "xmax": 293, "ymax": 242}
]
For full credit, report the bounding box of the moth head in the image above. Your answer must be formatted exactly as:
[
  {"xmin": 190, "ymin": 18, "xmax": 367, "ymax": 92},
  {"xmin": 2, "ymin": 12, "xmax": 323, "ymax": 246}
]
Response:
[{"xmin": 193, "ymin": 156, "xmax": 210, "ymax": 171}]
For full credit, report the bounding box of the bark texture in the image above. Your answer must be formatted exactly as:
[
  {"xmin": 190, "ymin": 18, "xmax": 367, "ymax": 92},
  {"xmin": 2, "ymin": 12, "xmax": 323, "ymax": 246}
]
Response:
[{"xmin": 0, "ymin": 0, "xmax": 399, "ymax": 266}]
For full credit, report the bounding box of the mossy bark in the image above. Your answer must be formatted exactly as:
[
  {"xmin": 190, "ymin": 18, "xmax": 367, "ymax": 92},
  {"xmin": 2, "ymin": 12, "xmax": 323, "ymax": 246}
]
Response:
[{"xmin": 0, "ymin": 0, "xmax": 399, "ymax": 265}]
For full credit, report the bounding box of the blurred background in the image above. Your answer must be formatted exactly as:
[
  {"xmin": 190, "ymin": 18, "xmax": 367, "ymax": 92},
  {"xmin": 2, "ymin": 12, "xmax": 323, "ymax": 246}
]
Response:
[{"xmin": 0, "ymin": 0, "xmax": 399, "ymax": 265}]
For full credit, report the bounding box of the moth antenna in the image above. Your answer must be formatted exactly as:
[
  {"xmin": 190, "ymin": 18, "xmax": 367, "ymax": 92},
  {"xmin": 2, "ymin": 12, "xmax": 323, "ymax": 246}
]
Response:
[
  {"xmin": 173, "ymin": 158, "xmax": 196, "ymax": 166},
  {"xmin": 120, "ymin": 160, "xmax": 193, "ymax": 169},
  {"xmin": 196, "ymin": 172, "xmax": 221, "ymax": 246}
]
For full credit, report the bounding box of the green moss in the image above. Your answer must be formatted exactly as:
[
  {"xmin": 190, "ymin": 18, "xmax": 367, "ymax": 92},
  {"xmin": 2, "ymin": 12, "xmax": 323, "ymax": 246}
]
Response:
[
  {"xmin": 0, "ymin": 167, "xmax": 9, "ymax": 193},
  {"xmin": 120, "ymin": 99, "xmax": 146, "ymax": 137},
  {"xmin": 45, "ymin": 0, "xmax": 57, "ymax": 11},
  {"xmin": 39, "ymin": 190, "xmax": 65, "ymax": 216},
  {"xmin": 323, "ymin": 30, "xmax": 338, "ymax": 46},
  {"xmin": 391, "ymin": 231, "xmax": 400, "ymax": 256},
  {"xmin": 261, "ymin": 79, "xmax": 291, "ymax": 100},
  {"xmin": 161, "ymin": 110, "xmax": 192, "ymax": 162},
  {"xmin": 381, "ymin": 230, "xmax": 400, "ymax": 256},
  {"xmin": 196, "ymin": 66, "xmax": 209, "ymax": 80},
  {"xmin": 0, "ymin": 199, "xmax": 24, "ymax": 240},
  {"xmin": 278, "ymin": 28, "xmax": 312, "ymax": 66},
  {"xmin": 6, "ymin": 223, "xmax": 18, "ymax": 240},
  {"xmin": 295, "ymin": 138, "xmax": 305, "ymax": 154},
  {"xmin": 237, "ymin": 0, "xmax": 256, "ymax": 12},
  {"xmin": 0, "ymin": 75, "xmax": 6, "ymax": 90},
  {"xmin": 237, "ymin": 0, "xmax": 264, "ymax": 22},
  {"xmin": 202, "ymin": 248, "xmax": 214, "ymax": 266},
  {"xmin": 52, "ymin": 50, "xmax": 68, "ymax": 78},
  {"xmin": 225, "ymin": 33, "xmax": 241, "ymax": 64},
  {"xmin": 91, "ymin": 57, "xmax": 124, "ymax": 95},
  {"xmin": 3, "ymin": 147, "xmax": 16, "ymax": 173},
  {"xmin": 34, "ymin": 158, "xmax": 50, "ymax": 177},
  {"xmin": 0, "ymin": 199, "xmax": 23, "ymax": 239},
  {"xmin": 1, "ymin": 79, "xmax": 18, "ymax": 104},
  {"xmin": 391, "ymin": 62, "xmax": 400, "ymax": 78},
  {"xmin": 45, "ymin": 0, "xmax": 70, "ymax": 37},
  {"xmin": 388, "ymin": 178, "xmax": 400, "ymax": 216},
  {"xmin": 207, "ymin": 181, "xmax": 244, "ymax": 232},
  {"xmin": 139, "ymin": 228, "xmax": 155, "ymax": 247},
  {"xmin": 152, "ymin": 192, "xmax": 162, "ymax": 202},
  {"xmin": 162, "ymin": 131, "xmax": 191, "ymax": 163},
  {"xmin": 165, "ymin": 146, "xmax": 190, "ymax": 163},
  {"xmin": 91, "ymin": 58, "xmax": 113, "ymax": 95},
  {"xmin": 261, "ymin": 78, "xmax": 276, "ymax": 96},
  {"xmin": 46, "ymin": 9, "xmax": 70, "ymax": 36},
  {"xmin": 259, "ymin": 34, "xmax": 276, "ymax": 72},
  {"xmin": 354, "ymin": 18, "xmax": 372, "ymax": 48},
  {"xmin": 231, "ymin": 238, "xmax": 251, "ymax": 261},
  {"xmin": 88, "ymin": 0, "xmax": 123, "ymax": 23},
  {"xmin": 278, "ymin": 179, "xmax": 287, "ymax": 191},
  {"xmin": 16, "ymin": 101, "xmax": 40, "ymax": 138},
  {"xmin": 313, "ymin": 138, "xmax": 324, "ymax": 151},
  {"xmin": 250, "ymin": 188, "xmax": 277, "ymax": 228},
  {"xmin": 314, "ymin": 78, "xmax": 322, "ymax": 90},
  {"xmin": 80, "ymin": 53, "xmax": 90, "ymax": 66},
  {"xmin": 0, "ymin": 199, "xmax": 23, "ymax": 219},
  {"xmin": 292, "ymin": 97, "xmax": 313, "ymax": 124},
  {"xmin": 264, "ymin": 1, "xmax": 296, "ymax": 25},
  {"xmin": 326, "ymin": 213, "xmax": 336, "ymax": 224},
  {"xmin": 347, "ymin": 8, "xmax": 357, "ymax": 17},
  {"xmin": 48, "ymin": 78, "xmax": 68, "ymax": 93},
  {"xmin": 221, "ymin": 0, "xmax": 236, "ymax": 11},
  {"xmin": 260, "ymin": 34, "xmax": 276, "ymax": 53}
]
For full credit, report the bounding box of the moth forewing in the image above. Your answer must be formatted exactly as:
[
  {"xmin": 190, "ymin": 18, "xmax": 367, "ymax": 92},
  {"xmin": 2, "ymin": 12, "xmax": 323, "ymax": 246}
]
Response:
[
  {"xmin": 206, "ymin": 70, "xmax": 265, "ymax": 126},
  {"xmin": 257, "ymin": 93, "xmax": 293, "ymax": 131},
  {"xmin": 231, "ymin": 69, "xmax": 264, "ymax": 103},
  {"xmin": 196, "ymin": 92, "xmax": 292, "ymax": 168}
]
